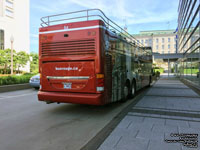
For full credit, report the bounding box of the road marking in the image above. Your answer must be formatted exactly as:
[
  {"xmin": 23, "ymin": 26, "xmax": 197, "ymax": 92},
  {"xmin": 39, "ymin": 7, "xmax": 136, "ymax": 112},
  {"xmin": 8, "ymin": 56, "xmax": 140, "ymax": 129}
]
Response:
[
  {"xmin": 0, "ymin": 93, "xmax": 36, "ymax": 99},
  {"xmin": 0, "ymin": 96, "xmax": 9, "ymax": 98}
]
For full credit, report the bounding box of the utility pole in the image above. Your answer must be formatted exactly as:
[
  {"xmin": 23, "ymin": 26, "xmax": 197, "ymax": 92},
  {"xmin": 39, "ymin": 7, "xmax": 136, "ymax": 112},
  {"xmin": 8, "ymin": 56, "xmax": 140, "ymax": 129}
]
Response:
[
  {"xmin": 151, "ymin": 33, "xmax": 153, "ymax": 49},
  {"xmin": 10, "ymin": 35, "xmax": 14, "ymax": 75}
]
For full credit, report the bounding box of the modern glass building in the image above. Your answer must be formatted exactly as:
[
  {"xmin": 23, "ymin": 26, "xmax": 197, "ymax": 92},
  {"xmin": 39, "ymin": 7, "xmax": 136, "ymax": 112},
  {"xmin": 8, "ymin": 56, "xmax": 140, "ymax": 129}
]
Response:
[{"xmin": 177, "ymin": 0, "xmax": 200, "ymax": 87}]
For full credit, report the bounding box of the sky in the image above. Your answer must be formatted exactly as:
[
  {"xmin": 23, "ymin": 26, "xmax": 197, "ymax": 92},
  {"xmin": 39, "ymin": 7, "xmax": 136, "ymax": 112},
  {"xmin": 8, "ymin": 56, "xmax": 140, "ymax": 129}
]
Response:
[{"xmin": 30, "ymin": 0, "xmax": 179, "ymax": 53}]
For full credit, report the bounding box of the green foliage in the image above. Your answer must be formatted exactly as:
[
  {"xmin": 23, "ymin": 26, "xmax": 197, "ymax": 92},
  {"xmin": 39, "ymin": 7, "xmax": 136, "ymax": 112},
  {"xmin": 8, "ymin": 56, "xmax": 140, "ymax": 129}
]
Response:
[
  {"xmin": 0, "ymin": 49, "xmax": 17, "ymax": 74},
  {"xmin": 0, "ymin": 49, "xmax": 39, "ymax": 85},
  {"xmin": 184, "ymin": 69, "xmax": 199, "ymax": 74},
  {"xmin": 155, "ymin": 71, "xmax": 160, "ymax": 77},
  {"xmin": 0, "ymin": 49, "xmax": 30, "ymax": 74},
  {"xmin": 154, "ymin": 68, "xmax": 164, "ymax": 73},
  {"xmin": 152, "ymin": 63, "xmax": 156, "ymax": 67},
  {"xmin": 0, "ymin": 74, "xmax": 34, "ymax": 86},
  {"xmin": 15, "ymin": 51, "xmax": 29, "ymax": 73},
  {"xmin": 30, "ymin": 52, "xmax": 39, "ymax": 73},
  {"xmin": 153, "ymin": 66, "xmax": 164, "ymax": 74}
]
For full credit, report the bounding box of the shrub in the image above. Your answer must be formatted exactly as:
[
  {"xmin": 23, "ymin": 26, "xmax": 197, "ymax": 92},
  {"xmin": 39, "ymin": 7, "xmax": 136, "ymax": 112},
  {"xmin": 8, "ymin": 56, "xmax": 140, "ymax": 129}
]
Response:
[
  {"xmin": 154, "ymin": 68, "xmax": 164, "ymax": 74},
  {"xmin": 0, "ymin": 74, "xmax": 34, "ymax": 86},
  {"xmin": 155, "ymin": 71, "xmax": 160, "ymax": 77}
]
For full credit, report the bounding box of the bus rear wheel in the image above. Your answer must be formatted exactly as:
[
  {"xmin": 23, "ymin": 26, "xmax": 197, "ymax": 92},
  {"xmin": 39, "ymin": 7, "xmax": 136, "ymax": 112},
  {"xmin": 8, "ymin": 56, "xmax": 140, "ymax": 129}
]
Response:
[{"xmin": 148, "ymin": 76, "xmax": 152, "ymax": 87}]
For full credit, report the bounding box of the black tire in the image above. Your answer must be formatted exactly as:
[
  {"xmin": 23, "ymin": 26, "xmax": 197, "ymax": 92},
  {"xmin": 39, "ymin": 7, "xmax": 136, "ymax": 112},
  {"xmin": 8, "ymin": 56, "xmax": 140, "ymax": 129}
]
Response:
[{"xmin": 147, "ymin": 76, "xmax": 152, "ymax": 87}]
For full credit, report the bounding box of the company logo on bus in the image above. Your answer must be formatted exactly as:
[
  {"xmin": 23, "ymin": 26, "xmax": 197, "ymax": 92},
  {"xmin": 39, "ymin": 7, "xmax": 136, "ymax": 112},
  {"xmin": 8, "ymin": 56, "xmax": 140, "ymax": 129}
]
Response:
[{"xmin": 55, "ymin": 67, "xmax": 78, "ymax": 71}]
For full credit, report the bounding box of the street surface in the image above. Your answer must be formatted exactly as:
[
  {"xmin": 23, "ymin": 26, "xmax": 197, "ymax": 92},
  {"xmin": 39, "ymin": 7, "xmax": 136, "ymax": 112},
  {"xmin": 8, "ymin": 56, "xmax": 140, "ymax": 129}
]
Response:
[{"xmin": 0, "ymin": 89, "xmax": 134, "ymax": 150}]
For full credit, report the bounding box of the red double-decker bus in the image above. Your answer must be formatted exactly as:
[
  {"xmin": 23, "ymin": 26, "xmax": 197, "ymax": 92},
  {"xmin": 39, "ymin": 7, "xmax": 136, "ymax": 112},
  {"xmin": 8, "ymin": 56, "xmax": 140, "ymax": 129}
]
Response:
[{"xmin": 38, "ymin": 9, "xmax": 152, "ymax": 105}]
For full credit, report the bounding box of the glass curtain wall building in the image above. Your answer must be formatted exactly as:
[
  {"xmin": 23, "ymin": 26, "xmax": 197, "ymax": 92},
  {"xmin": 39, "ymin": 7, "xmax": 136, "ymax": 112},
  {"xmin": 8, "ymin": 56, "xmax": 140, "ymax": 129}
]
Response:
[{"xmin": 177, "ymin": 0, "xmax": 200, "ymax": 87}]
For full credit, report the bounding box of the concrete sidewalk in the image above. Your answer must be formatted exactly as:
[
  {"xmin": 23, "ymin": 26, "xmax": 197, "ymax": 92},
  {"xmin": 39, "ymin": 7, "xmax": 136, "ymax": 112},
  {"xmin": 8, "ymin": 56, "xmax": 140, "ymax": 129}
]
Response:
[{"xmin": 98, "ymin": 75, "xmax": 200, "ymax": 150}]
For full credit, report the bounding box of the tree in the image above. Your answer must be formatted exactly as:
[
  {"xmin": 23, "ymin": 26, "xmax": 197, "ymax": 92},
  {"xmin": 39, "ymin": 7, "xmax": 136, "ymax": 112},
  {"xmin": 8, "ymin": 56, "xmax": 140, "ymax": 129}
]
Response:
[
  {"xmin": 0, "ymin": 49, "xmax": 30, "ymax": 74},
  {"xmin": 154, "ymin": 59, "xmax": 164, "ymax": 68},
  {"xmin": 30, "ymin": 52, "xmax": 39, "ymax": 73},
  {"xmin": 0, "ymin": 50, "xmax": 7, "ymax": 73},
  {"xmin": 15, "ymin": 51, "xmax": 29, "ymax": 73},
  {"xmin": 0, "ymin": 49, "xmax": 17, "ymax": 74}
]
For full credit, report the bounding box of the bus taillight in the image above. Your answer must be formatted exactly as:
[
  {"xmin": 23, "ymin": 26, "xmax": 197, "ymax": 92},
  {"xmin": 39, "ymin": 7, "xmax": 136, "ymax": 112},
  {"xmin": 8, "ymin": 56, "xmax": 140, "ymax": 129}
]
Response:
[{"xmin": 96, "ymin": 74, "xmax": 104, "ymax": 92}]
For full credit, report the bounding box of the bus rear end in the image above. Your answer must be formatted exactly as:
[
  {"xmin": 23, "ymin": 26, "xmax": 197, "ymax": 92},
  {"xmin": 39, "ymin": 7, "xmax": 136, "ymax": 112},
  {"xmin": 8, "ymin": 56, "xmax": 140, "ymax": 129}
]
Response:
[{"xmin": 38, "ymin": 20, "xmax": 106, "ymax": 105}]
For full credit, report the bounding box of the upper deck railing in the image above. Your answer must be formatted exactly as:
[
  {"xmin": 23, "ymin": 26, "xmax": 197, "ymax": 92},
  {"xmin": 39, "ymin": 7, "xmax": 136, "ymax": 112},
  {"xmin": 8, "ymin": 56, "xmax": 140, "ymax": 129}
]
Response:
[{"xmin": 40, "ymin": 9, "xmax": 144, "ymax": 47}]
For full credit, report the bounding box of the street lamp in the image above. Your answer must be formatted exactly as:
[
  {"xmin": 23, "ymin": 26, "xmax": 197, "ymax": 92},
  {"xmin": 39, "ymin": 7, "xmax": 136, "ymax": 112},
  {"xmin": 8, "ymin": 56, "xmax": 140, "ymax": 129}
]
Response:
[
  {"xmin": 10, "ymin": 35, "xmax": 14, "ymax": 75},
  {"xmin": 150, "ymin": 33, "xmax": 153, "ymax": 49}
]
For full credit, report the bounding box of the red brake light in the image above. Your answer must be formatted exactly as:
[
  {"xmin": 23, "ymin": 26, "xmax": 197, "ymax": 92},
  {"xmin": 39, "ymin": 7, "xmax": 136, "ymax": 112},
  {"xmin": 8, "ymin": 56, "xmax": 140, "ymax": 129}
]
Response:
[
  {"xmin": 96, "ymin": 74, "xmax": 104, "ymax": 92},
  {"xmin": 97, "ymin": 78, "xmax": 104, "ymax": 87}
]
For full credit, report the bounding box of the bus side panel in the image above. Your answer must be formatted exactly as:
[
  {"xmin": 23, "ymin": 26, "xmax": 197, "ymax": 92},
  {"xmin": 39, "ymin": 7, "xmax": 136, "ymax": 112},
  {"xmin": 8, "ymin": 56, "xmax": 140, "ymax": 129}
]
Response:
[
  {"xmin": 101, "ymin": 29, "xmax": 112, "ymax": 104},
  {"xmin": 109, "ymin": 36, "xmax": 126, "ymax": 102}
]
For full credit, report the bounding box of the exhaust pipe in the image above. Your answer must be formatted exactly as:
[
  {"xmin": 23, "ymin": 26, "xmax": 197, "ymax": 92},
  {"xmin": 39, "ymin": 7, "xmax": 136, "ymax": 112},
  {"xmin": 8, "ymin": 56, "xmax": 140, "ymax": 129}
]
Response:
[{"xmin": 46, "ymin": 101, "xmax": 54, "ymax": 104}]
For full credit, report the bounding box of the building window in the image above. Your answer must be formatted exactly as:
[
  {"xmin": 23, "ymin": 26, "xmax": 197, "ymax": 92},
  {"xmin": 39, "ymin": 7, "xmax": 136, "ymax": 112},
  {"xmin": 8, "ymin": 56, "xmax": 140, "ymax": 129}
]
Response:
[
  {"xmin": 145, "ymin": 39, "xmax": 148, "ymax": 44},
  {"xmin": 162, "ymin": 45, "xmax": 164, "ymax": 49},
  {"xmin": 168, "ymin": 51, "xmax": 170, "ymax": 53},
  {"xmin": 5, "ymin": 0, "xmax": 14, "ymax": 18},
  {"xmin": 168, "ymin": 38, "xmax": 170, "ymax": 42},
  {"xmin": 156, "ymin": 38, "xmax": 159, "ymax": 43},
  {"xmin": 183, "ymin": 37, "xmax": 186, "ymax": 43},
  {"xmin": 149, "ymin": 39, "xmax": 152, "ymax": 43},
  {"xmin": 162, "ymin": 38, "xmax": 164, "ymax": 43},
  {"xmin": 156, "ymin": 45, "xmax": 158, "ymax": 50},
  {"xmin": 141, "ymin": 40, "xmax": 143, "ymax": 43},
  {"xmin": 162, "ymin": 51, "xmax": 164, "ymax": 54},
  {"xmin": 168, "ymin": 44, "xmax": 170, "ymax": 49},
  {"xmin": 149, "ymin": 39, "xmax": 152, "ymax": 46},
  {"xmin": 5, "ymin": 9, "xmax": 14, "ymax": 18},
  {"xmin": 6, "ymin": 0, "xmax": 14, "ymax": 9},
  {"xmin": 184, "ymin": 44, "xmax": 187, "ymax": 49},
  {"xmin": 0, "ymin": 30, "xmax": 4, "ymax": 50}
]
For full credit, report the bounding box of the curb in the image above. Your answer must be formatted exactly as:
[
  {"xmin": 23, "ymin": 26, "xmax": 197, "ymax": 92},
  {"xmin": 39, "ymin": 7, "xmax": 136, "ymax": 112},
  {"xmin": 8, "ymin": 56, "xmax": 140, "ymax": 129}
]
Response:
[
  {"xmin": 81, "ymin": 81, "xmax": 157, "ymax": 150},
  {"xmin": 180, "ymin": 79, "xmax": 200, "ymax": 96},
  {"xmin": 0, "ymin": 83, "xmax": 32, "ymax": 93}
]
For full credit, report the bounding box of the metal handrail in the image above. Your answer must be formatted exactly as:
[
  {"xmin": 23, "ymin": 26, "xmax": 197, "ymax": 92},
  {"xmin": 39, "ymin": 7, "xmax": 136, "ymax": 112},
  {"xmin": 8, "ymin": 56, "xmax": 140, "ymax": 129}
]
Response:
[{"xmin": 40, "ymin": 9, "xmax": 144, "ymax": 47}]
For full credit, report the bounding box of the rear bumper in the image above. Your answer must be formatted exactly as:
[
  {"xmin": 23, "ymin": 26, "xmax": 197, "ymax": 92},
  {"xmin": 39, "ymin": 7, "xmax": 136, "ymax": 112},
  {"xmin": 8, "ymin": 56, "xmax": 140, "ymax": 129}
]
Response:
[{"xmin": 38, "ymin": 91, "xmax": 104, "ymax": 105}]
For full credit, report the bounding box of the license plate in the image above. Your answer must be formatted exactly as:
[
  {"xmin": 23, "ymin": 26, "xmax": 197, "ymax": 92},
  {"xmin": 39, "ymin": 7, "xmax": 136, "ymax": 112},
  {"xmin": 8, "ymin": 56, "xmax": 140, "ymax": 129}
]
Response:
[{"xmin": 63, "ymin": 82, "xmax": 72, "ymax": 89}]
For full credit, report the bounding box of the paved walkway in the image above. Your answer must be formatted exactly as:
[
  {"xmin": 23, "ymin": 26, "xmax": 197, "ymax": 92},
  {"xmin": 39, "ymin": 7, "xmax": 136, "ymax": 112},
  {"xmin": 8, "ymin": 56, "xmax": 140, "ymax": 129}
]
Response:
[{"xmin": 98, "ymin": 75, "xmax": 200, "ymax": 150}]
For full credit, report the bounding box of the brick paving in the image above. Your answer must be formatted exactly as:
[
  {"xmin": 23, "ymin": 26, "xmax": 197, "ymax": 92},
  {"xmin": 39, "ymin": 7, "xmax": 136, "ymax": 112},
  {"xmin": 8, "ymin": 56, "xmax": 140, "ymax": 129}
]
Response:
[{"xmin": 98, "ymin": 75, "xmax": 200, "ymax": 150}]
